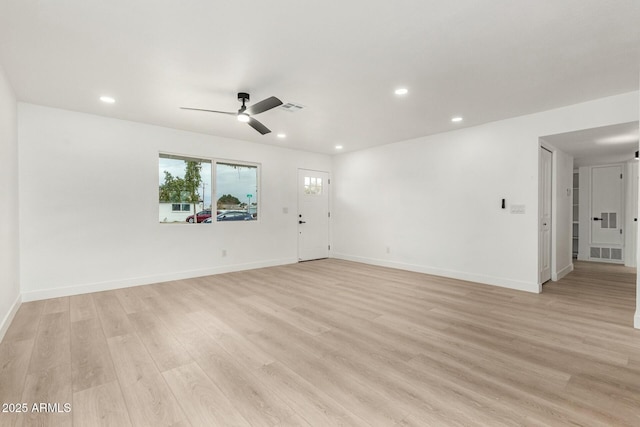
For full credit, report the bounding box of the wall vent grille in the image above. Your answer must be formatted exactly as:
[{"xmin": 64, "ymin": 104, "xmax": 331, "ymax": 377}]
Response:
[
  {"xmin": 599, "ymin": 212, "xmax": 618, "ymax": 229},
  {"xmin": 280, "ymin": 102, "xmax": 305, "ymax": 112},
  {"xmin": 611, "ymin": 248, "xmax": 623, "ymax": 260},
  {"xmin": 589, "ymin": 247, "xmax": 623, "ymax": 261}
]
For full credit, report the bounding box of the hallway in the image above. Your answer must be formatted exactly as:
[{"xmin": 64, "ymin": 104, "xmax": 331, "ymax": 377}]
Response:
[{"xmin": 542, "ymin": 261, "xmax": 636, "ymax": 327}]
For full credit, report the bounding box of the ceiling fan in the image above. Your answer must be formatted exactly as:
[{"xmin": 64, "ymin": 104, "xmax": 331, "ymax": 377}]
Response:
[{"xmin": 181, "ymin": 92, "xmax": 283, "ymax": 135}]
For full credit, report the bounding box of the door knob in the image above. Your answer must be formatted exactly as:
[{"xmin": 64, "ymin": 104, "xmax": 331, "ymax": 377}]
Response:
[
  {"xmin": 593, "ymin": 217, "xmax": 602, "ymax": 221},
  {"xmin": 299, "ymin": 220, "xmax": 306, "ymax": 224}
]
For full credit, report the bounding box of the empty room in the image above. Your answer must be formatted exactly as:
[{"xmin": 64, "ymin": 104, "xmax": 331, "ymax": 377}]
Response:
[{"xmin": 1, "ymin": 1, "xmax": 640, "ymax": 426}]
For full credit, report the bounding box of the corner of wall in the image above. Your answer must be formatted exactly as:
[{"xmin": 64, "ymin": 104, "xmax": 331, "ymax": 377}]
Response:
[
  {"xmin": 332, "ymin": 252, "xmax": 540, "ymax": 293},
  {"xmin": 0, "ymin": 293, "xmax": 22, "ymax": 343},
  {"xmin": 553, "ymin": 263, "xmax": 574, "ymax": 282},
  {"xmin": 0, "ymin": 62, "xmax": 22, "ymax": 342}
]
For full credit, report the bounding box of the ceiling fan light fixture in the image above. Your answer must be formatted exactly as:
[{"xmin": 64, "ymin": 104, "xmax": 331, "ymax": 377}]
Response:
[{"xmin": 182, "ymin": 93, "xmax": 282, "ymax": 135}]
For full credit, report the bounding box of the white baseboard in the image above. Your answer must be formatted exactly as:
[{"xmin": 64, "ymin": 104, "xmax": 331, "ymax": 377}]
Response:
[
  {"xmin": 21, "ymin": 257, "xmax": 298, "ymax": 302},
  {"xmin": 635, "ymin": 311, "xmax": 640, "ymax": 329},
  {"xmin": 553, "ymin": 263, "xmax": 574, "ymax": 281},
  {"xmin": 331, "ymin": 253, "xmax": 540, "ymax": 293},
  {"xmin": 0, "ymin": 293, "xmax": 22, "ymax": 343}
]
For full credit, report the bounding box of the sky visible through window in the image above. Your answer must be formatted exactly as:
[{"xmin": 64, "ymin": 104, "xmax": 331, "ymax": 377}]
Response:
[{"xmin": 216, "ymin": 162, "xmax": 258, "ymax": 209}]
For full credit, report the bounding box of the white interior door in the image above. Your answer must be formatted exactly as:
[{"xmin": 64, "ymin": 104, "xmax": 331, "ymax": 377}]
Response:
[
  {"xmin": 539, "ymin": 147, "xmax": 552, "ymax": 284},
  {"xmin": 298, "ymin": 169, "xmax": 329, "ymax": 261},
  {"xmin": 590, "ymin": 165, "xmax": 623, "ymax": 251}
]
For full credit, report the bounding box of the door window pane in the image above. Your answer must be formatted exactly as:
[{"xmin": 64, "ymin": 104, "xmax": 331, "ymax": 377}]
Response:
[{"xmin": 304, "ymin": 176, "xmax": 323, "ymax": 195}]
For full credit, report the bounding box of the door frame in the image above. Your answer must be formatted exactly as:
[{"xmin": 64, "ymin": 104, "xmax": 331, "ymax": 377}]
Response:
[{"xmin": 539, "ymin": 145, "xmax": 553, "ymax": 287}]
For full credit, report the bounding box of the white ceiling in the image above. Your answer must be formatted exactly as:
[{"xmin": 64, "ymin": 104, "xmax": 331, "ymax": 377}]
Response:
[
  {"xmin": 542, "ymin": 121, "xmax": 639, "ymax": 168},
  {"xmin": 0, "ymin": 1, "xmax": 639, "ymax": 154}
]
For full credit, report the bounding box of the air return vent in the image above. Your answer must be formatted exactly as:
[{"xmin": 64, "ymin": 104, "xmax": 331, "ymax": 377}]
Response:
[
  {"xmin": 611, "ymin": 248, "xmax": 622, "ymax": 260},
  {"xmin": 589, "ymin": 247, "xmax": 623, "ymax": 261},
  {"xmin": 280, "ymin": 102, "xmax": 305, "ymax": 112}
]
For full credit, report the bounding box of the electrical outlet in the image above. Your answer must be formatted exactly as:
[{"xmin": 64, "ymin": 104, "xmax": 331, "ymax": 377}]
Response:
[
  {"xmin": 221, "ymin": 249, "xmax": 227, "ymax": 257},
  {"xmin": 386, "ymin": 246, "xmax": 391, "ymax": 254}
]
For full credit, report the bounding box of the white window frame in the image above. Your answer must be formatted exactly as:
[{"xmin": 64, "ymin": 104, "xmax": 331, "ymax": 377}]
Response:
[
  {"xmin": 158, "ymin": 152, "xmax": 261, "ymax": 225},
  {"xmin": 159, "ymin": 152, "xmax": 213, "ymax": 225},
  {"xmin": 213, "ymin": 158, "xmax": 261, "ymax": 223}
]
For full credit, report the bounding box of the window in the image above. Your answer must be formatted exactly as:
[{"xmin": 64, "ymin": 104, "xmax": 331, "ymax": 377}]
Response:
[
  {"xmin": 304, "ymin": 176, "xmax": 323, "ymax": 195},
  {"xmin": 171, "ymin": 203, "xmax": 191, "ymax": 212},
  {"xmin": 216, "ymin": 162, "xmax": 258, "ymax": 221},
  {"xmin": 159, "ymin": 154, "xmax": 259, "ymax": 224},
  {"xmin": 158, "ymin": 154, "xmax": 212, "ymax": 223}
]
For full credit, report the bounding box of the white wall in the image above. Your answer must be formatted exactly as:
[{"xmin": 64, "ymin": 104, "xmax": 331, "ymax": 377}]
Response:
[
  {"xmin": 332, "ymin": 92, "xmax": 639, "ymax": 293},
  {"xmin": 18, "ymin": 104, "xmax": 331, "ymax": 301},
  {"xmin": 577, "ymin": 166, "xmax": 590, "ymax": 261},
  {"xmin": 624, "ymin": 161, "xmax": 637, "ymax": 268},
  {"xmin": 0, "ymin": 64, "xmax": 21, "ymax": 341}
]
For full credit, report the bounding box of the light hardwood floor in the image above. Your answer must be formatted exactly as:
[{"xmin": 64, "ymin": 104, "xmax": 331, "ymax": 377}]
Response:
[{"xmin": 1, "ymin": 260, "xmax": 639, "ymax": 426}]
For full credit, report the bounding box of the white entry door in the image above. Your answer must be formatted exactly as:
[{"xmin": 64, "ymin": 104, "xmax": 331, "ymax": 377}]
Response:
[
  {"xmin": 298, "ymin": 169, "xmax": 330, "ymax": 261},
  {"xmin": 539, "ymin": 147, "xmax": 552, "ymax": 284},
  {"xmin": 590, "ymin": 165, "xmax": 623, "ymax": 261}
]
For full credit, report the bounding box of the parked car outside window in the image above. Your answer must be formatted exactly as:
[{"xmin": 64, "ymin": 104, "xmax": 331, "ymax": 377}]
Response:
[
  {"xmin": 217, "ymin": 211, "xmax": 254, "ymax": 221},
  {"xmin": 185, "ymin": 209, "xmax": 212, "ymax": 223}
]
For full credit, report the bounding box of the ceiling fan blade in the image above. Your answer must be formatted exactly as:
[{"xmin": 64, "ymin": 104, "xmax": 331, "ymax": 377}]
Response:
[
  {"xmin": 180, "ymin": 107, "xmax": 235, "ymax": 115},
  {"xmin": 245, "ymin": 96, "xmax": 283, "ymax": 115},
  {"xmin": 247, "ymin": 117, "xmax": 271, "ymax": 135}
]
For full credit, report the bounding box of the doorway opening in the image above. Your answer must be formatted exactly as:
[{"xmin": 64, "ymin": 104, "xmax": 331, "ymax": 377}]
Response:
[{"xmin": 538, "ymin": 122, "xmax": 638, "ymax": 320}]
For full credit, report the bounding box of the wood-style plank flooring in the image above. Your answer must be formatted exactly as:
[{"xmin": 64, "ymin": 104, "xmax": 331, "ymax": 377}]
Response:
[{"xmin": 1, "ymin": 260, "xmax": 639, "ymax": 426}]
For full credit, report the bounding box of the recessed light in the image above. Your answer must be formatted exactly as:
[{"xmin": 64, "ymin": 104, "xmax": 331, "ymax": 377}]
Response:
[
  {"xmin": 394, "ymin": 88, "xmax": 408, "ymax": 95},
  {"xmin": 335, "ymin": 145, "xmax": 343, "ymax": 150},
  {"xmin": 451, "ymin": 116, "xmax": 463, "ymax": 123},
  {"xmin": 99, "ymin": 96, "xmax": 115, "ymax": 104},
  {"xmin": 277, "ymin": 133, "xmax": 286, "ymax": 138}
]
